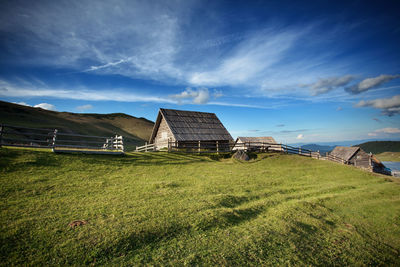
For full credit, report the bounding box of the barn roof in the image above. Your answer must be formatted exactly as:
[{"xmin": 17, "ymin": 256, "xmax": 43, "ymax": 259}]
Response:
[
  {"xmin": 237, "ymin": 137, "xmax": 278, "ymax": 144},
  {"xmin": 330, "ymin": 146, "xmax": 360, "ymax": 161},
  {"xmin": 150, "ymin": 108, "xmax": 233, "ymax": 142}
]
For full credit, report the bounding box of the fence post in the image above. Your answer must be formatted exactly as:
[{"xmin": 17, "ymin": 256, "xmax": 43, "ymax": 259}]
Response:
[
  {"xmin": 168, "ymin": 139, "xmax": 171, "ymax": 152},
  {"xmin": 145, "ymin": 142, "xmax": 148, "ymax": 152},
  {"xmin": 317, "ymin": 150, "xmax": 320, "ymax": 159},
  {"xmin": 216, "ymin": 141, "xmax": 219, "ymax": 154},
  {"xmin": 198, "ymin": 140, "xmax": 201, "ymax": 154},
  {"xmin": 52, "ymin": 129, "xmax": 58, "ymax": 148},
  {"xmin": 299, "ymin": 147, "xmax": 301, "ymax": 155},
  {"xmin": 120, "ymin": 136, "xmax": 124, "ymax": 152}
]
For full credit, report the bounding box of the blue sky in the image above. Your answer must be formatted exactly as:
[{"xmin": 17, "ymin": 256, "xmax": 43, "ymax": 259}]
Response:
[{"xmin": 0, "ymin": 0, "xmax": 399, "ymax": 143}]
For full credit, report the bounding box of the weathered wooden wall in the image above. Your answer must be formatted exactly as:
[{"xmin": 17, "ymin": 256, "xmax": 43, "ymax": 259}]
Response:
[
  {"xmin": 351, "ymin": 150, "xmax": 371, "ymax": 169},
  {"xmin": 154, "ymin": 116, "xmax": 175, "ymax": 149}
]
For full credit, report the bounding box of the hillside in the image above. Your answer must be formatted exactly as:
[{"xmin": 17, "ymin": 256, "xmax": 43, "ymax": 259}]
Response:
[
  {"xmin": 354, "ymin": 141, "xmax": 400, "ymax": 154},
  {"xmin": 1, "ymin": 148, "xmax": 400, "ymax": 265},
  {"xmin": 0, "ymin": 100, "xmax": 154, "ymax": 150}
]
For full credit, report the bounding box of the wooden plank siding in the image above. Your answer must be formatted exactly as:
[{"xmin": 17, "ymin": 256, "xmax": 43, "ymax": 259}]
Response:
[{"xmin": 153, "ymin": 116, "xmax": 175, "ymax": 149}]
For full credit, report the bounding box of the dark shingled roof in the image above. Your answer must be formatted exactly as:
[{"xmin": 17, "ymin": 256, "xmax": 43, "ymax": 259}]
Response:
[
  {"xmin": 150, "ymin": 108, "xmax": 233, "ymax": 142},
  {"xmin": 330, "ymin": 146, "xmax": 360, "ymax": 161}
]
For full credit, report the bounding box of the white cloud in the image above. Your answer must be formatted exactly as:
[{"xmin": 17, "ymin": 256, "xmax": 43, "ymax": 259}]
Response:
[
  {"xmin": 375, "ymin": 128, "xmax": 400, "ymax": 134},
  {"xmin": 76, "ymin": 104, "xmax": 93, "ymax": 111},
  {"xmin": 170, "ymin": 87, "xmax": 210, "ymax": 104},
  {"xmin": 34, "ymin": 103, "xmax": 56, "ymax": 111},
  {"xmin": 13, "ymin": 102, "xmax": 31, "ymax": 106},
  {"xmin": 346, "ymin": 74, "xmax": 400, "ymax": 94},
  {"xmin": 368, "ymin": 127, "xmax": 400, "ymax": 137},
  {"xmin": 296, "ymin": 134, "xmax": 304, "ymax": 139},
  {"xmin": 356, "ymin": 95, "xmax": 400, "ymax": 116},
  {"xmin": 0, "ymin": 79, "xmax": 175, "ymax": 104},
  {"xmin": 304, "ymin": 75, "xmax": 354, "ymax": 95},
  {"xmin": 1, "ymin": 78, "xmax": 270, "ymax": 109}
]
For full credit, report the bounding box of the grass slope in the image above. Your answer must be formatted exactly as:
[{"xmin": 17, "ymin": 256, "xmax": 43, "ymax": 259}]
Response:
[
  {"xmin": 355, "ymin": 141, "xmax": 400, "ymax": 154},
  {"xmin": 0, "ymin": 100, "xmax": 154, "ymax": 150},
  {"xmin": 1, "ymin": 148, "xmax": 400, "ymax": 265},
  {"xmin": 376, "ymin": 152, "xmax": 400, "ymax": 162}
]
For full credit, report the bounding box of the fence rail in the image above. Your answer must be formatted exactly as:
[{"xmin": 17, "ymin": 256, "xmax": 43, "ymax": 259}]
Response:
[
  {"xmin": 135, "ymin": 142, "xmax": 156, "ymax": 152},
  {"xmin": 0, "ymin": 124, "xmax": 124, "ymax": 154},
  {"xmin": 141, "ymin": 140, "xmax": 347, "ymax": 165}
]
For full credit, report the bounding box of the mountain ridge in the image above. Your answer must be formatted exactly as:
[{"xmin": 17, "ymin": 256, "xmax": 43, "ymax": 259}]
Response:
[{"xmin": 0, "ymin": 100, "xmax": 155, "ymax": 150}]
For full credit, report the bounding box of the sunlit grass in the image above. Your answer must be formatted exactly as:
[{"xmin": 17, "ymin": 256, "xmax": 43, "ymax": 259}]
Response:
[
  {"xmin": 1, "ymin": 148, "xmax": 400, "ymax": 265},
  {"xmin": 376, "ymin": 152, "xmax": 400, "ymax": 162}
]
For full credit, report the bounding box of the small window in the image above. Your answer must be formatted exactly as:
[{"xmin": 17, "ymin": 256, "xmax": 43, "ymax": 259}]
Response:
[{"xmin": 161, "ymin": 132, "xmax": 168, "ymax": 139}]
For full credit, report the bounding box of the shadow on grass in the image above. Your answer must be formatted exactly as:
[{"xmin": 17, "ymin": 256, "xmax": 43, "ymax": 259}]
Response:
[
  {"xmin": 79, "ymin": 152, "xmax": 212, "ymax": 166},
  {"xmin": 93, "ymin": 204, "xmax": 264, "ymax": 264},
  {"xmin": 0, "ymin": 148, "xmax": 59, "ymax": 172}
]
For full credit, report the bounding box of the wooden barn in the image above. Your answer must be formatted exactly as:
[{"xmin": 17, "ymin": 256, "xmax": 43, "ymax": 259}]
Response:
[
  {"xmin": 233, "ymin": 137, "xmax": 282, "ymax": 152},
  {"xmin": 330, "ymin": 146, "xmax": 387, "ymax": 173},
  {"xmin": 149, "ymin": 108, "xmax": 233, "ymax": 151}
]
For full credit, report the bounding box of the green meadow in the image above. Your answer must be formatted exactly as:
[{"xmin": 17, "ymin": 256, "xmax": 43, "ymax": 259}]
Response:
[{"xmin": 1, "ymin": 148, "xmax": 400, "ymax": 265}]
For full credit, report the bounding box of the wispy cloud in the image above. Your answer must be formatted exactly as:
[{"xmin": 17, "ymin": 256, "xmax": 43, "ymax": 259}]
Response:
[
  {"xmin": 304, "ymin": 75, "xmax": 354, "ymax": 95},
  {"xmin": 356, "ymin": 94, "xmax": 400, "ymax": 116},
  {"xmin": 76, "ymin": 104, "xmax": 93, "ymax": 111},
  {"xmin": 34, "ymin": 103, "xmax": 56, "ymax": 111},
  {"xmin": 346, "ymin": 74, "xmax": 400, "ymax": 94},
  {"xmin": 368, "ymin": 127, "xmax": 400, "ymax": 136},
  {"xmin": 296, "ymin": 134, "xmax": 304, "ymax": 139},
  {"xmin": 0, "ymin": 79, "xmax": 175, "ymax": 104},
  {"xmin": 189, "ymin": 29, "xmax": 304, "ymax": 87}
]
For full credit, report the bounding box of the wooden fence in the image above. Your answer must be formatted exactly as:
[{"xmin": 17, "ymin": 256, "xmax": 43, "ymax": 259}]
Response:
[
  {"xmin": 0, "ymin": 124, "xmax": 124, "ymax": 154},
  {"xmin": 135, "ymin": 142, "xmax": 156, "ymax": 152},
  {"xmin": 137, "ymin": 140, "xmax": 347, "ymax": 165}
]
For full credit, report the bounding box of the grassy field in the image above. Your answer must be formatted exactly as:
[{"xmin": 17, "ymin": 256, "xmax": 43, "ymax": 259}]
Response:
[
  {"xmin": 376, "ymin": 152, "xmax": 400, "ymax": 162},
  {"xmin": 1, "ymin": 148, "xmax": 400, "ymax": 265}
]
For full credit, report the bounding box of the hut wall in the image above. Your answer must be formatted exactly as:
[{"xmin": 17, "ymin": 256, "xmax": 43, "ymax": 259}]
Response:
[
  {"xmin": 234, "ymin": 139, "xmax": 282, "ymax": 152},
  {"xmin": 154, "ymin": 117, "xmax": 175, "ymax": 150},
  {"xmin": 353, "ymin": 150, "xmax": 372, "ymax": 169}
]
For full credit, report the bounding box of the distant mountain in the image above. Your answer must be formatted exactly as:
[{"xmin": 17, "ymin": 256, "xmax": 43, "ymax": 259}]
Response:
[
  {"xmin": 290, "ymin": 138, "xmax": 400, "ymax": 148},
  {"xmin": 354, "ymin": 141, "xmax": 400, "ymax": 154},
  {"xmin": 299, "ymin": 144, "xmax": 336, "ymax": 153},
  {"xmin": 0, "ymin": 100, "xmax": 154, "ymax": 151}
]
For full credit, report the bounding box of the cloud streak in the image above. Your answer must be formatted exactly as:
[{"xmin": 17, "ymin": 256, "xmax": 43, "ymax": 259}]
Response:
[
  {"xmin": 356, "ymin": 94, "xmax": 400, "ymax": 116},
  {"xmin": 368, "ymin": 127, "xmax": 400, "ymax": 136},
  {"xmin": 305, "ymin": 75, "xmax": 354, "ymax": 95},
  {"xmin": 346, "ymin": 74, "xmax": 400, "ymax": 94}
]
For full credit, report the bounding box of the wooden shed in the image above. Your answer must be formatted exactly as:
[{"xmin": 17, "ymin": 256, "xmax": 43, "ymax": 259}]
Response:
[
  {"xmin": 233, "ymin": 137, "xmax": 282, "ymax": 152},
  {"xmin": 330, "ymin": 146, "xmax": 386, "ymax": 173},
  {"xmin": 149, "ymin": 108, "xmax": 233, "ymax": 151}
]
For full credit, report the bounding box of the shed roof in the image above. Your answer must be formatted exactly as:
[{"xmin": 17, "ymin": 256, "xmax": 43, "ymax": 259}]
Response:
[
  {"xmin": 237, "ymin": 137, "xmax": 278, "ymax": 144},
  {"xmin": 150, "ymin": 108, "xmax": 233, "ymax": 142},
  {"xmin": 330, "ymin": 146, "xmax": 360, "ymax": 161}
]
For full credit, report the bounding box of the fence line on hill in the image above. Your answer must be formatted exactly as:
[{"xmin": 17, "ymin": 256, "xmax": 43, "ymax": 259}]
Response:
[
  {"xmin": 0, "ymin": 124, "xmax": 124, "ymax": 154},
  {"xmin": 135, "ymin": 140, "xmax": 347, "ymax": 165}
]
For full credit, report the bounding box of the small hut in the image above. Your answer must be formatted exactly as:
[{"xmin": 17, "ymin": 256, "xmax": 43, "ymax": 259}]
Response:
[
  {"xmin": 149, "ymin": 108, "xmax": 233, "ymax": 151},
  {"xmin": 233, "ymin": 137, "xmax": 282, "ymax": 152},
  {"xmin": 330, "ymin": 146, "xmax": 387, "ymax": 173}
]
